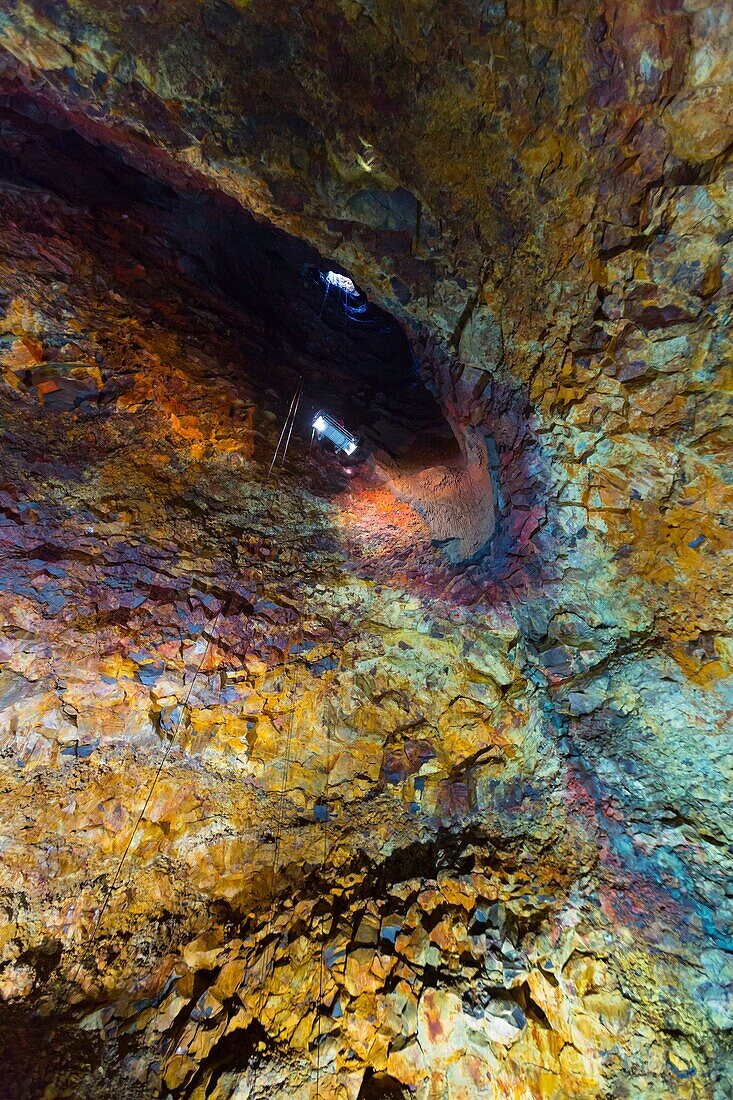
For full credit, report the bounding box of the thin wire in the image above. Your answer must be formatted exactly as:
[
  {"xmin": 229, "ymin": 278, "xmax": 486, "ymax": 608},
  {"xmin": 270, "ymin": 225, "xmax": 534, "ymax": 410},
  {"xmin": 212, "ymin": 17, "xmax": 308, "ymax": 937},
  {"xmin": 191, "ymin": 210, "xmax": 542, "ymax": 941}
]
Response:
[
  {"xmin": 71, "ymin": 592, "xmax": 230, "ymax": 984},
  {"xmin": 271, "ymin": 661, "xmax": 299, "ymax": 896},
  {"xmin": 341, "ymin": 283, "xmax": 349, "ymax": 348},
  {"xmin": 315, "ymin": 693, "xmax": 333, "ymax": 1098},
  {"xmin": 268, "ymin": 381, "xmax": 301, "ymax": 478},
  {"xmin": 242, "ymin": 621, "xmax": 302, "ymax": 1094},
  {"xmin": 280, "ymin": 380, "xmax": 303, "ymax": 467},
  {"xmin": 315, "ymin": 278, "xmax": 331, "ymax": 331}
]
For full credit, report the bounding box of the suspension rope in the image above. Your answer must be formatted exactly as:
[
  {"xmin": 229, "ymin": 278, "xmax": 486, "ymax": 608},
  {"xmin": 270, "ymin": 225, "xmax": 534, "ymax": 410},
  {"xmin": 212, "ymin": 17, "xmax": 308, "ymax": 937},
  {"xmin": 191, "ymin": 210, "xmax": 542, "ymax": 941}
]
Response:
[
  {"xmin": 267, "ymin": 379, "xmax": 301, "ymax": 478},
  {"xmin": 279, "ymin": 379, "xmax": 303, "ymax": 468},
  {"xmin": 71, "ymin": 589, "xmax": 231, "ymax": 985}
]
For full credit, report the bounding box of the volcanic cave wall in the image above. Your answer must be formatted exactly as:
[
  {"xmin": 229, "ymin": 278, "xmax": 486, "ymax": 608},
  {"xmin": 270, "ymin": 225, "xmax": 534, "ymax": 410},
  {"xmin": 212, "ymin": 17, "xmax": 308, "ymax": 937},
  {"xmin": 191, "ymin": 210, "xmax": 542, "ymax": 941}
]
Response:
[{"xmin": 0, "ymin": 2, "xmax": 731, "ymax": 1099}]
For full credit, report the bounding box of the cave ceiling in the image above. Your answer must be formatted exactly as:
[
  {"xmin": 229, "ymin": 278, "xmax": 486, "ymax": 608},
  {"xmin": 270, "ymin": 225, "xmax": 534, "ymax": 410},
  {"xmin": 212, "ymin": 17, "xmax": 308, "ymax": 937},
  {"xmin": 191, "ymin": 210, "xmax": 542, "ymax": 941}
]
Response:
[{"xmin": 0, "ymin": 2, "xmax": 730, "ymax": 1098}]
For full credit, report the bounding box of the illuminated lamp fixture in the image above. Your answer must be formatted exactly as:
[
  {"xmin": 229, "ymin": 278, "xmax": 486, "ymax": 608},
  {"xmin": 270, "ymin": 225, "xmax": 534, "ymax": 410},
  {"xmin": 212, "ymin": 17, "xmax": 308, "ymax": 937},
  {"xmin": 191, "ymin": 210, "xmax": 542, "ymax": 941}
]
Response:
[
  {"xmin": 325, "ymin": 270, "xmax": 356, "ymax": 294},
  {"xmin": 312, "ymin": 411, "xmax": 359, "ymax": 456}
]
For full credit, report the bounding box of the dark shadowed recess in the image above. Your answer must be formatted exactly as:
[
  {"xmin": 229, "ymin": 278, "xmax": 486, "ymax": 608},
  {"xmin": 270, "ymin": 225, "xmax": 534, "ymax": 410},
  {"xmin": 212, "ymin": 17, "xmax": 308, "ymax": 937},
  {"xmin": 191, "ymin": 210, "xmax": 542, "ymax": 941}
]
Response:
[
  {"xmin": 0, "ymin": 1001, "xmax": 144, "ymax": 1100},
  {"xmin": 358, "ymin": 1071, "xmax": 411, "ymax": 1099},
  {"xmin": 0, "ymin": 92, "xmax": 455, "ymax": 461}
]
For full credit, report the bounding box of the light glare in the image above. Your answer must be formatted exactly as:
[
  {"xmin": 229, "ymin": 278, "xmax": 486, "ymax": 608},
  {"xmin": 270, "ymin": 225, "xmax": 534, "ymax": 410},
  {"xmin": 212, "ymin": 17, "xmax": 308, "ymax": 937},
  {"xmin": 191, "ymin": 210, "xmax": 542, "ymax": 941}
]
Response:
[{"xmin": 325, "ymin": 270, "xmax": 356, "ymax": 294}]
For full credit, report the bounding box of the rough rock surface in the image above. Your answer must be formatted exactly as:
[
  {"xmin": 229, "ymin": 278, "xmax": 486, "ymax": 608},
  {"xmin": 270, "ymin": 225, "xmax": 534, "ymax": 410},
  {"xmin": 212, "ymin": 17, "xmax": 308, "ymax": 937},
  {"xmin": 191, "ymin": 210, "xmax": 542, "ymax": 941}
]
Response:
[
  {"xmin": 374, "ymin": 424, "xmax": 497, "ymax": 562},
  {"xmin": 0, "ymin": 2, "xmax": 730, "ymax": 1098}
]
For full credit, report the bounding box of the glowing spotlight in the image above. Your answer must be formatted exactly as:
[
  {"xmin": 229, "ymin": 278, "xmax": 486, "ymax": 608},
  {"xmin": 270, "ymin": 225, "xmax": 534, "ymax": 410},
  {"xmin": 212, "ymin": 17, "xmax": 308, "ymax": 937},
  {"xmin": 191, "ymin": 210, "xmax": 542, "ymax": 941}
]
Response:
[
  {"xmin": 312, "ymin": 411, "xmax": 360, "ymax": 456},
  {"xmin": 325, "ymin": 270, "xmax": 356, "ymax": 294}
]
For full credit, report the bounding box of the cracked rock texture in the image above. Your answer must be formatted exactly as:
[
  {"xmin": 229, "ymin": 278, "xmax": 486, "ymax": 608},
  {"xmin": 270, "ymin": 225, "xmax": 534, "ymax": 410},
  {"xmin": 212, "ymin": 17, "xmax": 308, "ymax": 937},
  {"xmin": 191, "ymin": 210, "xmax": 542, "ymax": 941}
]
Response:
[{"xmin": 0, "ymin": 2, "xmax": 731, "ymax": 1098}]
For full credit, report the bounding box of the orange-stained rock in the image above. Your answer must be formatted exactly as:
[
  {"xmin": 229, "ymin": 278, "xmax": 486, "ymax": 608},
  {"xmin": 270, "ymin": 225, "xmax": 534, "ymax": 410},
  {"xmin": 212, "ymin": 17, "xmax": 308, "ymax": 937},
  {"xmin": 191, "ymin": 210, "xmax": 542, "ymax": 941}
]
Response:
[{"xmin": 0, "ymin": 1, "xmax": 729, "ymax": 1096}]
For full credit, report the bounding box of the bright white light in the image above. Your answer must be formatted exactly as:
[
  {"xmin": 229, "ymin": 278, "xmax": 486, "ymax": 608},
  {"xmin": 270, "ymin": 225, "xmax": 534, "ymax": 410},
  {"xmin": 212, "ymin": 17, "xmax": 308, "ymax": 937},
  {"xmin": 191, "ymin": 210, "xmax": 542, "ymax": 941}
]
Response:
[
  {"xmin": 325, "ymin": 270, "xmax": 356, "ymax": 294},
  {"xmin": 343, "ymin": 440, "xmax": 357, "ymax": 455},
  {"xmin": 313, "ymin": 415, "xmax": 327, "ymax": 432}
]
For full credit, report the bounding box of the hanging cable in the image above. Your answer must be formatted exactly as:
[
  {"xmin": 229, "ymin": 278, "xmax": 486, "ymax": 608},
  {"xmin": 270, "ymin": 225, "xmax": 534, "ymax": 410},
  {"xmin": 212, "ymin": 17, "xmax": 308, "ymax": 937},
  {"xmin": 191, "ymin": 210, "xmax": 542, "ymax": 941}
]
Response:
[
  {"xmin": 268, "ymin": 379, "xmax": 301, "ymax": 478},
  {"xmin": 316, "ymin": 276, "xmax": 331, "ymax": 329},
  {"xmin": 279, "ymin": 379, "xmax": 303, "ymax": 467},
  {"xmin": 71, "ymin": 589, "xmax": 231, "ymax": 986}
]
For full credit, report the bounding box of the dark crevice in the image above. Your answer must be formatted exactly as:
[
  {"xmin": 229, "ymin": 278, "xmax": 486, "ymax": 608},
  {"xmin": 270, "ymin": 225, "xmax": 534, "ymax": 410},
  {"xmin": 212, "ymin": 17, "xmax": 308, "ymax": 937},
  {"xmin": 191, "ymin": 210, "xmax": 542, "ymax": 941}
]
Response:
[
  {"xmin": 358, "ymin": 1070, "xmax": 411, "ymax": 1100},
  {"xmin": 175, "ymin": 1019, "xmax": 272, "ymax": 1098}
]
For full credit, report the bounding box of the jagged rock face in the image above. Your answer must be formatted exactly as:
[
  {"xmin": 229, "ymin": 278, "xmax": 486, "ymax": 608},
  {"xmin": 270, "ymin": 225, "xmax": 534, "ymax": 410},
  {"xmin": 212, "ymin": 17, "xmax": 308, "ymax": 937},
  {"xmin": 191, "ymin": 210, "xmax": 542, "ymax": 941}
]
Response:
[{"xmin": 0, "ymin": 3, "xmax": 731, "ymax": 1099}]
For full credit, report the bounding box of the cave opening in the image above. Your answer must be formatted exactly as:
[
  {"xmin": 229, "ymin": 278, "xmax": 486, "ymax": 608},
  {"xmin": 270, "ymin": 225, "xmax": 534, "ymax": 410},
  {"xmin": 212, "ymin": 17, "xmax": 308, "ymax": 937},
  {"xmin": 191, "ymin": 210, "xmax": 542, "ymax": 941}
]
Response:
[
  {"xmin": 0, "ymin": 90, "xmax": 502, "ymax": 564},
  {"xmin": 0, "ymin": 92, "xmax": 448, "ymax": 456}
]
